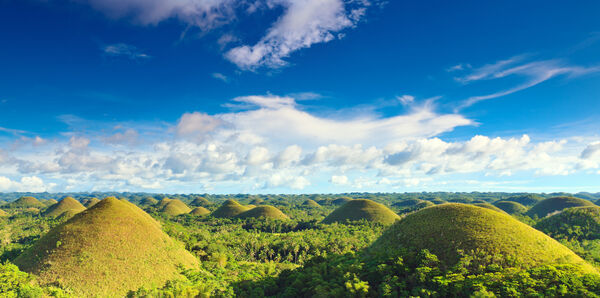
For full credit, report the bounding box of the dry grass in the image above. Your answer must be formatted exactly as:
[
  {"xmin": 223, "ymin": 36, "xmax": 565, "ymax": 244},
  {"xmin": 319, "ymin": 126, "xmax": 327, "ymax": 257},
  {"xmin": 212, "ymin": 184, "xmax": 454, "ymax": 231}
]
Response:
[{"xmin": 322, "ymin": 199, "xmax": 400, "ymax": 225}]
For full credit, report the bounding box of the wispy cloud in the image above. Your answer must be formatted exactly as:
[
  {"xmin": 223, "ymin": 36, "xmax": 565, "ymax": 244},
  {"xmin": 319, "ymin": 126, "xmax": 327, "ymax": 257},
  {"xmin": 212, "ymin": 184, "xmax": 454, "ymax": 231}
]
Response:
[
  {"xmin": 102, "ymin": 43, "xmax": 151, "ymax": 60},
  {"xmin": 455, "ymin": 56, "xmax": 600, "ymax": 109},
  {"xmin": 211, "ymin": 72, "xmax": 229, "ymax": 83}
]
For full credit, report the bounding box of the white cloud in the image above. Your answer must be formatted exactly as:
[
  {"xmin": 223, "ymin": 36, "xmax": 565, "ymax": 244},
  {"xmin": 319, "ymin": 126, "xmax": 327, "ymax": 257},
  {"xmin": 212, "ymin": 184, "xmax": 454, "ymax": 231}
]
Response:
[
  {"xmin": 0, "ymin": 176, "xmax": 55, "ymax": 192},
  {"xmin": 176, "ymin": 112, "xmax": 223, "ymax": 142},
  {"xmin": 397, "ymin": 95, "xmax": 414, "ymax": 105},
  {"xmin": 102, "ymin": 43, "xmax": 151, "ymax": 60},
  {"xmin": 211, "ymin": 72, "xmax": 229, "ymax": 82},
  {"xmin": 581, "ymin": 142, "xmax": 600, "ymax": 159},
  {"xmin": 225, "ymin": 0, "xmax": 369, "ymax": 69},
  {"xmin": 456, "ymin": 56, "xmax": 600, "ymax": 109},
  {"xmin": 330, "ymin": 175, "xmax": 349, "ymax": 185}
]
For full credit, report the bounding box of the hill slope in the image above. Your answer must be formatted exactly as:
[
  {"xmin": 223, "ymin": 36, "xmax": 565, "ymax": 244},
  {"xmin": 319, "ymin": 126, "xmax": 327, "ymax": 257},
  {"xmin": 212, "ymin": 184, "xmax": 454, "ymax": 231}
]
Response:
[
  {"xmin": 6, "ymin": 196, "xmax": 45, "ymax": 209},
  {"xmin": 82, "ymin": 197, "xmax": 100, "ymax": 208},
  {"xmin": 527, "ymin": 196, "xmax": 595, "ymax": 218},
  {"xmin": 211, "ymin": 199, "xmax": 251, "ymax": 218},
  {"xmin": 370, "ymin": 203, "xmax": 595, "ymax": 272},
  {"xmin": 536, "ymin": 206, "xmax": 600, "ymax": 241},
  {"xmin": 13, "ymin": 197, "xmax": 198, "ymax": 296},
  {"xmin": 161, "ymin": 199, "xmax": 192, "ymax": 216},
  {"xmin": 322, "ymin": 199, "xmax": 399, "ymax": 225},
  {"xmin": 494, "ymin": 200, "xmax": 528, "ymax": 214},
  {"xmin": 302, "ymin": 199, "xmax": 321, "ymax": 208},
  {"xmin": 235, "ymin": 205, "xmax": 289, "ymax": 220},
  {"xmin": 43, "ymin": 197, "xmax": 86, "ymax": 218},
  {"xmin": 189, "ymin": 207, "xmax": 210, "ymax": 216}
]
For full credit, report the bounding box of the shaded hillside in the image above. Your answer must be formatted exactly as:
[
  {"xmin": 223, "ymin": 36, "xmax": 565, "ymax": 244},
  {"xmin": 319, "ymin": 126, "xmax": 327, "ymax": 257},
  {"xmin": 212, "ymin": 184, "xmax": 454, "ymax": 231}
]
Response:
[
  {"xmin": 6, "ymin": 196, "xmax": 45, "ymax": 209},
  {"xmin": 13, "ymin": 197, "xmax": 198, "ymax": 296},
  {"xmin": 42, "ymin": 197, "xmax": 86, "ymax": 218},
  {"xmin": 322, "ymin": 199, "xmax": 399, "ymax": 225},
  {"xmin": 527, "ymin": 196, "xmax": 595, "ymax": 218},
  {"xmin": 302, "ymin": 199, "xmax": 321, "ymax": 208},
  {"xmin": 536, "ymin": 206, "xmax": 600, "ymax": 241},
  {"xmin": 494, "ymin": 200, "xmax": 528, "ymax": 214},
  {"xmin": 161, "ymin": 199, "xmax": 192, "ymax": 216},
  {"xmin": 189, "ymin": 207, "xmax": 210, "ymax": 216},
  {"xmin": 212, "ymin": 199, "xmax": 251, "ymax": 218}
]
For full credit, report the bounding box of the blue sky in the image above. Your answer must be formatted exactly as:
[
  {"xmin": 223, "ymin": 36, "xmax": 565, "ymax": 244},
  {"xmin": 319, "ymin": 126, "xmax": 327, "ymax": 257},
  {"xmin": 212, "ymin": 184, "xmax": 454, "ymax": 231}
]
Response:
[{"xmin": 0, "ymin": 0, "xmax": 599, "ymax": 193}]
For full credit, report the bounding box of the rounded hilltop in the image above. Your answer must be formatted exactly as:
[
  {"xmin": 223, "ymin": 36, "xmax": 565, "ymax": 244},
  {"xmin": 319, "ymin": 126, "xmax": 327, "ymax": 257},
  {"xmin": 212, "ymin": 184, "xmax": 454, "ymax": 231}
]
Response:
[
  {"xmin": 189, "ymin": 206, "xmax": 210, "ymax": 216},
  {"xmin": 235, "ymin": 205, "xmax": 289, "ymax": 220},
  {"xmin": 536, "ymin": 206, "xmax": 600, "ymax": 241},
  {"xmin": 161, "ymin": 199, "xmax": 192, "ymax": 216},
  {"xmin": 302, "ymin": 199, "xmax": 321, "ymax": 208},
  {"xmin": 191, "ymin": 197, "xmax": 211, "ymax": 207},
  {"xmin": 370, "ymin": 203, "xmax": 596, "ymax": 273},
  {"xmin": 212, "ymin": 199, "xmax": 251, "ymax": 218},
  {"xmin": 472, "ymin": 202, "xmax": 506, "ymax": 214},
  {"xmin": 156, "ymin": 197, "xmax": 172, "ymax": 209},
  {"xmin": 527, "ymin": 196, "xmax": 595, "ymax": 218},
  {"xmin": 14, "ymin": 197, "xmax": 198, "ymax": 297},
  {"xmin": 322, "ymin": 199, "xmax": 400, "ymax": 225},
  {"xmin": 494, "ymin": 200, "xmax": 528, "ymax": 214},
  {"xmin": 43, "ymin": 199, "xmax": 58, "ymax": 206},
  {"xmin": 392, "ymin": 198, "xmax": 425, "ymax": 208},
  {"xmin": 504, "ymin": 194, "xmax": 544, "ymax": 206},
  {"xmin": 82, "ymin": 197, "xmax": 100, "ymax": 208},
  {"xmin": 140, "ymin": 196, "xmax": 158, "ymax": 206},
  {"xmin": 7, "ymin": 196, "xmax": 45, "ymax": 209},
  {"xmin": 331, "ymin": 197, "xmax": 353, "ymax": 205},
  {"xmin": 42, "ymin": 197, "xmax": 86, "ymax": 218}
]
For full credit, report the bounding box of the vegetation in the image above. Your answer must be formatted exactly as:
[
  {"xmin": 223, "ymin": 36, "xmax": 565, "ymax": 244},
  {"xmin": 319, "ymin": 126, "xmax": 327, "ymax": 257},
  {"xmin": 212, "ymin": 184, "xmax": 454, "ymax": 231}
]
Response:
[
  {"xmin": 504, "ymin": 194, "xmax": 544, "ymax": 206},
  {"xmin": 494, "ymin": 200, "xmax": 528, "ymax": 214},
  {"xmin": 528, "ymin": 197, "xmax": 596, "ymax": 218},
  {"xmin": 212, "ymin": 199, "xmax": 252, "ymax": 218},
  {"xmin": 302, "ymin": 199, "xmax": 321, "ymax": 208},
  {"xmin": 161, "ymin": 199, "xmax": 192, "ymax": 216},
  {"xmin": 42, "ymin": 197, "xmax": 86, "ymax": 218},
  {"xmin": 82, "ymin": 197, "xmax": 100, "ymax": 208},
  {"xmin": 472, "ymin": 202, "xmax": 506, "ymax": 213},
  {"xmin": 322, "ymin": 199, "xmax": 400, "ymax": 225},
  {"xmin": 536, "ymin": 206, "xmax": 600, "ymax": 241},
  {"xmin": 235, "ymin": 206, "xmax": 290, "ymax": 220},
  {"xmin": 190, "ymin": 207, "xmax": 210, "ymax": 216},
  {"xmin": 13, "ymin": 197, "xmax": 198, "ymax": 296},
  {"xmin": 5, "ymin": 196, "xmax": 45, "ymax": 209}
]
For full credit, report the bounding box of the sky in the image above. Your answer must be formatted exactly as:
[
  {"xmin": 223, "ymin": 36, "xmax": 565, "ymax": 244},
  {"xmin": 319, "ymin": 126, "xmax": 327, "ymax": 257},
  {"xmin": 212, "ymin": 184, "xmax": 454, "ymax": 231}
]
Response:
[{"xmin": 0, "ymin": 0, "xmax": 599, "ymax": 194}]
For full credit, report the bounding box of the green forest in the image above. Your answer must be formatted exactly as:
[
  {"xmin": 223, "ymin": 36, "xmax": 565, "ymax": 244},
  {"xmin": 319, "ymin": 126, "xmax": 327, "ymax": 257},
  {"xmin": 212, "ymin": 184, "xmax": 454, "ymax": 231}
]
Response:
[{"xmin": 2, "ymin": 191, "xmax": 600, "ymax": 297}]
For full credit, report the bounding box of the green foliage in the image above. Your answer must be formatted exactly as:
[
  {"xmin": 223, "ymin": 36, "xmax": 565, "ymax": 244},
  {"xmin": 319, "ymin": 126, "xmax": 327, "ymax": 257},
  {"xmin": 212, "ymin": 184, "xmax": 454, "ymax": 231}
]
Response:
[
  {"xmin": 235, "ymin": 206, "xmax": 290, "ymax": 220},
  {"xmin": 190, "ymin": 207, "xmax": 210, "ymax": 216},
  {"xmin": 528, "ymin": 197, "xmax": 596, "ymax": 218},
  {"xmin": 322, "ymin": 199, "xmax": 400, "ymax": 225},
  {"xmin": 493, "ymin": 201, "xmax": 528, "ymax": 214},
  {"xmin": 472, "ymin": 203, "xmax": 506, "ymax": 214},
  {"xmin": 161, "ymin": 199, "xmax": 192, "ymax": 216},
  {"xmin": 0, "ymin": 261, "xmax": 67, "ymax": 297},
  {"xmin": 536, "ymin": 206, "xmax": 600, "ymax": 241},
  {"xmin": 211, "ymin": 199, "xmax": 252, "ymax": 218},
  {"xmin": 504, "ymin": 194, "xmax": 544, "ymax": 206}
]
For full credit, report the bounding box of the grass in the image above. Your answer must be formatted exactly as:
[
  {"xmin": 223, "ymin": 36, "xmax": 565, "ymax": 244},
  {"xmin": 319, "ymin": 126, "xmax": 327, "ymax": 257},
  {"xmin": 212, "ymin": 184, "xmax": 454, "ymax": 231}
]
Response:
[
  {"xmin": 504, "ymin": 194, "xmax": 544, "ymax": 206},
  {"xmin": 43, "ymin": 199, "xmax": 58, "ymax": 206},
  {"xmin": 235, "ymin": 205, "xmax": 290, "ymax": 220},
  {"xmin": 392, "ymin": 198, "xmax": 425, "ymax": 207},
  {"xmin": 302, "ymin": 199, "xmax": 321, "ymax": 208},
  {"xmin": 189, "ymin": 207, "xmax": 210, "ymax": 216},
  {"xmin": 370, "ymin": 203, "xmax": 596, "ymax": 273},
  {"xmin": 140, "ymin": 197, "xmax": 158, "ymax": 206},
  {"xmin": 82, "ymin": 197, "xmax": 100, "ymax": 208},
  {"xmin": 211, "ymin": 199, "xmax": 251, "ymax": 218},
  {"xmin": 527, "ymin": 196, "xmax": 595, "ymax": 218},
  {"xmin": 14, "ymin": 197, "xmax": 198, "ymax": 297},
  {"xmin": 0, "ymin": 209, "xmax": 8, "ymax": 217},
  {"xmin": 156, "ymin": 198, "xmax": 173, "ymax": 209},
  {"xmin": 191, "ymin": 197, "xmax": 211, "ymax": 207},
  {"xmin": 331, "ymin": 197, "xmax": 353, "ymax": 205},
  {"xmin": 536, "ymin": 206, "xmax": 600, "ymax": 240},
  {"xmin": 5, "ymin": 196, "xmax": 46, "ymax": 209},
  {"xmin": 322, "ymin": 199, "xmax": 400, "ymax": 225},
  {"xmin": 494, "ymin": 200, "xmax": 528, "ymax": 214},
  {"xmin": 472, "ymin": 202, "xmax": 506, "ymax": 214},
  {"xmin": 43, "ymin": 197, "xmax": 86, "ymax": 218},
  {"xmin": 161, "ymin": 199, "xmax": 192, "ymax": 216}
]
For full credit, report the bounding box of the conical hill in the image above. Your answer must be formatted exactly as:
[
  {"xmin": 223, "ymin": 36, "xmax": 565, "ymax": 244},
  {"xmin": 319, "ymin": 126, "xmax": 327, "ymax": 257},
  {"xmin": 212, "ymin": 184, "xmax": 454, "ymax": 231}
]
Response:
[
  {"xmin": 322, "ymin": 199, "xmax": 400, "ymax": 225},
  {"xmin": 8, "ymin": 196, "xmax": 45, "ymax": 209},
  {"xmin": 211, "ymin": 199, "xmax": 251, "ymax": 218},
  {"xmin": 189, "ymin": 207, "xmax": 210, "ymax": 216},
  {"xmin": 370, "ymin": 203, "xmax": 596, "ymax": 273},
  {"xmin": 43, "ymin": 197, "xmax": 86, "ymax": 218},
  {"xmin": 161, "ymin": 199, "xmax": 192, "ymax": 216},
  {"xmin": 527, "ymin": 196, "xmax": 595, "ymax": 218},
  {"xmin": 14, "ymin": 197, "xmax": 198, "ymax": 296},
  {"xmin": 494, "ymin": 200, "xmax": 528, "ymax": 214},
  {"xmin": 235, "ymin": 205, "xmax": 289, "ymax": 220}
]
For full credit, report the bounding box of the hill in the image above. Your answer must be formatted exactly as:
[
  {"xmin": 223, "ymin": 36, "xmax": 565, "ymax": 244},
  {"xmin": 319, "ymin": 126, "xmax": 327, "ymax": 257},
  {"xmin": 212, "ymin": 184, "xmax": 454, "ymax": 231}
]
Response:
[
  {"xmin": 0, "ymin": 209, "xmax": 8, "ymax": 217},
  {"xmin": 6, "ymin": 196, "xmax": 45, "ymax": 209},
  {"xmin": 370, "ymin": 203, "xmax": 595, "ymax": 273},
  {"xmin": 42, "ymin": 197, "xmax": 86, "ymax": 218},
  {"xmin": 504, "ymin": 194, "xmax": 543, "ymax": 206},
  {"xmin": 190, "ymin": 197, "xmax": 211, "ymax": 207},
  {"xmin": 157, "ymin": 198, "xmax": 172, "ymax": 209},
  {"xmin": 392, "ymin": 198, "xmax": 424, "ymax": 208},
  {"xmin": 211, "ymin": 199, "xmax": 251, "ymax": 218},
  {"xmin": 235, "ymin": 205, "xmax": 289, "ymax": 220},
  {"xmin": 331, "ymin": 197, "xmax": 352, "ymax": 205},
  {"xmin": 494, "ymin": 200, "xmax": 528, "ymax": 214},
  {"xmin": 302, "ymin": 199, "xmax": 321, "ymax": 208},
  {"xmin": 82, "ymin": 197, "xmax": 100, "ymax": 208},
  {"xmin": 249, "ymin": 198, "xmax": 264, "ymax": 205},
  {"xmin": 161, "ymin": 199, "xmax": 192, "ymax": 216},
  {"xmin": 140, "ymin": 197, "xmax": 158, "ymax": 206},
  {"xmin": 472, "ymin": 203, "xmax": 506, "ymax": 213},
  {"xmin": 13, "ymin": 197, "xmax": 198, "ymax": 296},
  {"xmin": 322, "ymin": 199, "xmax": 400, "ymax": 225},
  {"xmin": 527, "ymin": 196, "xmax": 595, "ymax": 218},
  {"xmin": 189, "ymin": 207, "xmax": 210, "ymax": 216},
  {"xmin": 536, "ymin": 206, "xmax": 600, "ymax": 241}
]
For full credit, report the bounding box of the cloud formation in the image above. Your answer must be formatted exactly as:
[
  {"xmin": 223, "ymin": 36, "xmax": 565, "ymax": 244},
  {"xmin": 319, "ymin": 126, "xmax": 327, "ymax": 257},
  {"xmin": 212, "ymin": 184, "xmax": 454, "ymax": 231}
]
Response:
[{"xmin": 102, "ymin": 43, "xmax": 151, "ymax": 60}]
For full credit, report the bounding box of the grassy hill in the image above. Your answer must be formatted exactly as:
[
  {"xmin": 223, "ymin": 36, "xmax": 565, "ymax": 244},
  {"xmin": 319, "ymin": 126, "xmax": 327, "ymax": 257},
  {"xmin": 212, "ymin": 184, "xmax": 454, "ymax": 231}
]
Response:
[
  {"xmin": 322, "ymin": 199, "xmax": 400, "ymax": 225},
  {"xmin": 156, "ymin": 198, "xmax": 172, "ymax": 209},
  {"xmin": 43, "ymin": 199, "xmax": 58, "ymax": 206},
  {"xmin": 536, "ymin": 206, "xmax": 600, "ymax": 241},
  {"xmin": 527, "ymin": 196, "xmax": 595, "ymax": 218},
  {"xmin": 0, "ymin": 209, "xmax": 8, "ymax": 217},
  {"xmin": 212, "ymin": 199, "xmax": 251, "ymax": 218},
  {"xmin": 302, "ymin": 199, "xmax": 321, "ymax": 208},
  {"xmin": 494, "ymin": 200, "xmax": 528, "ymax": 214},
  {"xmin": 140, "ymin": 197, "xmax": 159, "ymax": 206},
  {"xmin": 191, "ymin": 197, "xmax": 211, "ymax": 207},
  {"xmin": 160, "ymin": 199, "xmax": 192, "ymax": 216},
  {"xmin": 393, "ymin": 198, "xmax": 425, "ymax": 207},
  {"xmin": 505, "ymin": 194, "xmax": 544, "ymax": 206},
  {"xmin": 235, "ymin": 205, "xmax": 289, "ymax": 220},
  {"xmin": 189, "ymin": 207, "xmax": 210, "ymax": 216},
  {"xmin": 42, "ymin": 197, "xmax": 86, "ymax": 218},
  {"xmin": 370, "ymin": 203, "xmax": 596, "ymax": 273},
  {"xmin": 331, "ymin": 197, "xmax": 353, "ymax": 205},
  {"xmin": 13, "ymin": 197, "xmax": 198, "ymax": 296},
  {"xmin": 6, "ymin": 196, "xmax": 45, "ymax": 209},
  {"xmin": 472, "ymin": 202, "xmax": 506, "ymax": 214},
  {"xmin": 82, "ymin": 197, "xmax": 100, "ymax": 208}
]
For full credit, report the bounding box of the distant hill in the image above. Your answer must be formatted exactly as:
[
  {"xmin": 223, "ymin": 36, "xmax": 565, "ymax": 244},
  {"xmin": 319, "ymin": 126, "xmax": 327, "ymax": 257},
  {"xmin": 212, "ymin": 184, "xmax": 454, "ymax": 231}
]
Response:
[
  {"xmin": 392, "ymin": 198, "xmax": 424, "ymax": 208},
  {"xmin": 212, "ymin": 199, "xmax": 251, "ymax": 218},
  {"xmin": 161, "ymin": 199, "xmax": 192, "ymax": 216},
  {"xmin": 156, "ymin": 198, "xmax": 172, "ymax": 209},
  {"xmin": 504, "ymin": 194, "xmax": 543, "ymax": 206},
  {"xmin": 42, "ymin": 197, "xmax": 86, "ymax": 218},
  {"xmin": 42, "ymin": 199, "xmax": 58, "ymax": 206},
  {"xmin": 302, "ymin": 199, "xmax": 321, "ymax": 208},
  {"xmin": 13, "ymin": 197, "xmax": 198, "ymax": 296},
  {"xmin": 235, "ymin": 205, "xmax": 289, "ymax": 220},
  {"xmin": 494, "ymin": 200, "xmax": 528, "ymax": 214},
  {"xmin": 82, "ymin": 197, "xmax": 100, "ymax": 208},
  {"xmin": 536, "ymin": 206, "xmax": 600, "ymax": 241},
  {"xmin": 331, "ymin": 197, "xmax": 352, "ymax": 205},
  {"xmin": 472, "ymin": 203, "xmax": 506, "ymax": 214},
  {"xmin": 6, "ymin": 196, "xmax": 45, "ymax": 209},
  {"xmin": 191, "ymin": 197, "xmax": 211, "ymax": 207},
  {"xmin": 140, "ymin": 197, "xmax": 158, "ymax": 206},
  {"xmin": 322, "ymin": 199, "xmax": 399, "ymax": 225},
  {"xmin": 527, "ymin": 197, "xmax": 595, "ymax": 218},
  {"xmin": 189, "ymin": 207, "xmax": 210, "ymax": 216},
  {"xmin": 370, "ymin": 203, "xmax": 596, "ymax": 273}
]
